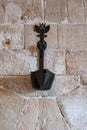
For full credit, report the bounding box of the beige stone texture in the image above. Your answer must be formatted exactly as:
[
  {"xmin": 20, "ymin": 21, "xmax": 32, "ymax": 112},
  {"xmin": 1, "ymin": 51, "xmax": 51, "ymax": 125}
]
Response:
[
  {"xmin": 17, "ymin": 98, "xmax": 67, "ymax": 130},
  {"xmin": 0, "ymin": 87, "xmax": 25, "ymax": 130},
  {"xmin": 0, "ymin": 49, "xmax": 66, "ymax": 75},
  {"xmin": 0, "ymin": 49, "xmax": 65, "ymax": 75},
  {"xmin": 0, "ymin": 24, "xmax": 24, "ymax": 50},
  {"xmin": 45, "ymin": 24, "xmax": 58, "ymax": 48},
  {"xmin": 0, "ymin": 50, "xmax": 37, "ymax": 75},
  {"xmin": 52, "ymin": 75, "xmax": 80, "ymax": 98},
  {"xmin": 0, "ymin": 75, "xmax": 80, "ymax": 97},
  {"xmin": 61, "ymin": 0, "xmax": 67, "ymax": 23},
  {"xmin": 5, "ymin": 2, "xmax": 22, "ymax": 23},
  {"xmin": 0, "ymin": 0, "xmax": 86, "ymax": 129},
  {"xmin": 58, "ymin": 85, "xmax": 87, "ymax": 130},
  {"xmin": 0, "ymin": 0, "xmax": 43, "ymax": 23},
  {"xmin": 24, "ymin": 24, "xmax": 58, "ymax": 49},
  {"xmin": 0, "ymin": 87, "xmax": 69, "ymax": 130},
  {"xmin": 66, "ymin": 50, "xmax": 87, "ymax": 75},
  {"xmin": 84, "ymin": 0, "xmax": 87, "ymax": 22},
  {"xmin": 0, "ymin": 76, "xmax": 32, "ymax": 95},
  {"xmin": 68, "ymin": 0, "xmax": 84, "ymax": 23},
  {"xmin": 24, "ymin": 24, "xmax": 38, "ymax": 50},
  {"xmin": 80, "ymin": 75, "xmax": 87, "ymax": 85},
  {"xmin": 45, "ymin": 49, "xmax": 66, "ymax": 74},
  {"xmin": 59, "ymin": 24, "xmax": 87, "ymax": 49},
  {"xmin": 0, "ymin": 3, "xmax": 5, "ymax": 23},
  {"xmin": 45, "ymin": 0, "xmax": 61, "ymax": 22},
  {"xmin": 45, "ymin": 0, "xmax": 67, "ymax": 23}
]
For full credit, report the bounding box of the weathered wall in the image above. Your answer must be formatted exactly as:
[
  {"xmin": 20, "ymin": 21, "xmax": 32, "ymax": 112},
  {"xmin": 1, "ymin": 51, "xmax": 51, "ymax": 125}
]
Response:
[{"xmin": 0, "ymin": 0, "xmax": 87, "ymax": 130}]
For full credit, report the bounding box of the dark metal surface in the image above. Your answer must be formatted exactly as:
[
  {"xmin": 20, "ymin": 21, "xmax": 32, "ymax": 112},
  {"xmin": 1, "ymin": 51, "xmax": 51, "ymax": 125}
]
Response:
[
  {"xmin": 35, "ymin": 23, "xmax": 49, "ymax": 71},
  {"xmin": 31, "ymin": 23, "xmax": 55, "ymax": 90}
]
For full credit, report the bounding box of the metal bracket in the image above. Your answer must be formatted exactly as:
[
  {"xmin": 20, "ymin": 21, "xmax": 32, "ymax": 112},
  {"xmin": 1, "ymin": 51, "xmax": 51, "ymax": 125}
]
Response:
[{"xmin": 34, "ymin": 23, "xmax": 50, "ymax": 70}]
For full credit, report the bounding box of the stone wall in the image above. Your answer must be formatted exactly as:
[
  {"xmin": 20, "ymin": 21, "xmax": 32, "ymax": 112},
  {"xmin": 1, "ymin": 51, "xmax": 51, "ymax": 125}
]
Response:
[{"xmin": 0, "ymin": 0, "xmax": 87, "ymax": 130}]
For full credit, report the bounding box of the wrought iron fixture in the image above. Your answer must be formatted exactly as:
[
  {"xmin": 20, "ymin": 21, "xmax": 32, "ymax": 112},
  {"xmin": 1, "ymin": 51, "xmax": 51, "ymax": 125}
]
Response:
[{"xmin": 31, "ymin": 23, "xmax": 55, "ymax": 90}]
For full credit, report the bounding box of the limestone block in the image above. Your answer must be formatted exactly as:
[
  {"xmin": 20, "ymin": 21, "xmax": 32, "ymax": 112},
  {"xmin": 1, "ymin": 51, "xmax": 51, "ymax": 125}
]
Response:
[
  {"xmin": 17, "ymin": 98, "xmax": 67, "ymax": 130},
  {"xmin": 52, "ymin": 75, "xmax": 80, "ymax": 98},
  {"xmin": 0, "ymin": 75, "xmax": 80, "ymax": 98},
  {"xmin": 5, "ymin": 2, "xmax": 22, "ymax": 23},
  {"xmin": 66, "ymin": 50, "xmax": 87, "ymax": 75},
  {"xmin": 45, "ymin": 0, "xmax": 61, "ymax": 22},
  {"xmin": 45, "ymin": 0, "xmax": 67, "ymax": 23},
  {"xmin": 45, "ymin": 49, "xmax": 66, "ymax": 74},
  {"xmin": 5, "ymin": 0, "xmax": 44, "ymax": 23},
  {"xmin": 0, "ymin": 76, "xmax": 32, "ymax": 95},
  {"xmin": 68, "ymin": 0, "xmax": 84, "ymax": 23},
  {"xmin": 59, "ymin": 24, "xmax": 87, "ymax": 49},
  {"xmin": 58, "ymin": 85, "xmax": 87, "ymax": 130},
  {"xmin": 0, "ymin": 87, "xmax": 25, "ymax": 130},
  {"xmin": 45, "ymin": 24, "xmax": 58, "ymax": 48},
  {"xmin": 0, "ymin": 49, "xmax": 66, "ymax": 75},
  {"xmin": 0, "ymin": 50, "xmax": 37, "ymax": 75},
  {"xmin": 0, "ymin": 24, "xmax": 24, "ymax": 50},
  {"xmin": 0, "ymin": 0, "xmax": 43, "ymax": 23}
]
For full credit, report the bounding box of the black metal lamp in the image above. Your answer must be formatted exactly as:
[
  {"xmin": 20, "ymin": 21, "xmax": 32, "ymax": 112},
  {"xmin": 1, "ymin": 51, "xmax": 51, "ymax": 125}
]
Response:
[{"xmin": 31, "ymin": 23, "xmax": 55, "ymax": 90}]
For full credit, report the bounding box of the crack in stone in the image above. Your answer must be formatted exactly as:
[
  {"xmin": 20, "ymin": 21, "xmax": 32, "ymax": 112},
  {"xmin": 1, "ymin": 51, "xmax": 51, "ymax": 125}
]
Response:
[
  {"xmin": 57, "ymin": 102, "xmax": 71, "ymax": 128},
  {"xmin": 15, "ymin": 98, "xmax": 28, "ymax": 130},
  {"xmin": 15, "ymin": 116, "xmax": 21, "ymax": 130},
  {"xmin": 56, "ymin": 85, "xmax": 81, "ymax": 102},
  {"xmin": 62, "ymin": 85, "xmax": 80, "ymax": 97},
  {"xmin": 56, "ymin": 85, "xmax": 84, "ymax": 130},
  {"xmin": 65, "ymin": 50, "xmax": 68, "ymax": 75}
]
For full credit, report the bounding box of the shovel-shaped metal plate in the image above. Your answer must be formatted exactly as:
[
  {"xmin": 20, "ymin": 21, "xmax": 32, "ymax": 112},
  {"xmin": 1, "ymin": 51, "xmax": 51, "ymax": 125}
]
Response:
[{"xmin": 31, "ymin": 69, "xmax": 55, "ymax": 90}]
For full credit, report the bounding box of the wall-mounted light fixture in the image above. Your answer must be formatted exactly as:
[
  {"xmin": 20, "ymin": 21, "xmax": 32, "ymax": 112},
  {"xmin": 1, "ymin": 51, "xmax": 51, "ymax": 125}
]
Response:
[{"xmin": 31, "ymin": 23, "xmax": 55, "ymax": 90}]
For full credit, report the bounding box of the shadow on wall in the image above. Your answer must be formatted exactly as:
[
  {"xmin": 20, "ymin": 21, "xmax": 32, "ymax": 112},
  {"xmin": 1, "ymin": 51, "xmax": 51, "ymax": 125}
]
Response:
[{"xmin": 0, "ymin": 76, "xmax": 36, "ymax": 95}]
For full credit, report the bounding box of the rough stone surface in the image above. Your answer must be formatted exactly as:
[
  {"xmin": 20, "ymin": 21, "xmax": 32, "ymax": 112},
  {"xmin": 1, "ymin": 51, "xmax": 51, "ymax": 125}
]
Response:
[
  {"xmin": 45, "ymin": 24, "xmax": 58, "ymax": 48},
  {"xmin": 0, "ymin": 75, "xmax": 80, "ymax": 97},
  {"xmin": 68, "ymin": 0, "xmax": 84, "ymax": 23},
  {"xmin": 0, "ymin": 49, "xmax": 66, "ymax": 75},
  {"xmin": 25, "ymin": 24, "xmax": 58, "ymax": 49},
  {"xmin": 45, "ymin": 0, "xmax": 61, "ymax": 22},
  {"xmin": 66, "ymin": 50, "xmax": 87, "ymax": 75},
  {"xmin": 84, "ymin": 0, "xmax": 87, "ymax": 22},
  {"xmin": 60, "ymin": 0, "xmax": 67, "ymax": 23},
  {"xmin": 58, "ymin": 85, "xmax": 87, "ymax": 130},
  {"xmin": 59, "ymin": 24, "xmax": 87, "ymax": 49},
  {"xmin": 45, "ymin": 49, "xmax": 66, "ymax": 75},
  {"xmin": 52, "ymin": 75, "xmax": 80, "ymax": 98},
  {"xmin": 0, "ymin": 50, "xmax": 37, "ymax": 75},
  {"xmin": 0, "ymin": 3, "xmax": 5, "ymax": 23},
  {"xmin": 17, "ymin": 98, "xmax": 67, "ymax": 130},
  {"xmin": 0, "ymin": 76, "xmax": 33, "ymax": 95},
  {"xmin": 80, "ymin": 75, "xmax": 87, "ymax": 85},
  {"xmin": 0, "ymin": 0, "xmax": 43, "ymax": 23},
  {"xmin": 0, "ymin": 0, "xmax": 86, "ymax": 129},
  {"xmin": 0, "ymin": 87, "xmax": 25, "ymax": 130},
  {"xmin": 5, "ymin": 2, "xmax": 22, "ymax": 23},
  {"xmin": 0, "ymin": 24, "xmax": 24, "ymax": 50},
  {"xmin": 45, "ymin": 0, "xmax": 67, "ymax": 23},
  {"xmin": 24, "ymin": 24, "xmax": 38, "ymax": 50}
]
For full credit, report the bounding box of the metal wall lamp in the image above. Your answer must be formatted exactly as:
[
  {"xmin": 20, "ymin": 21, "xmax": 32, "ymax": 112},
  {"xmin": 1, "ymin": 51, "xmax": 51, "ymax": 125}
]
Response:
[{"xmin": 31, "ymin": 23, "xmax": 55, "ymax": 90}]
